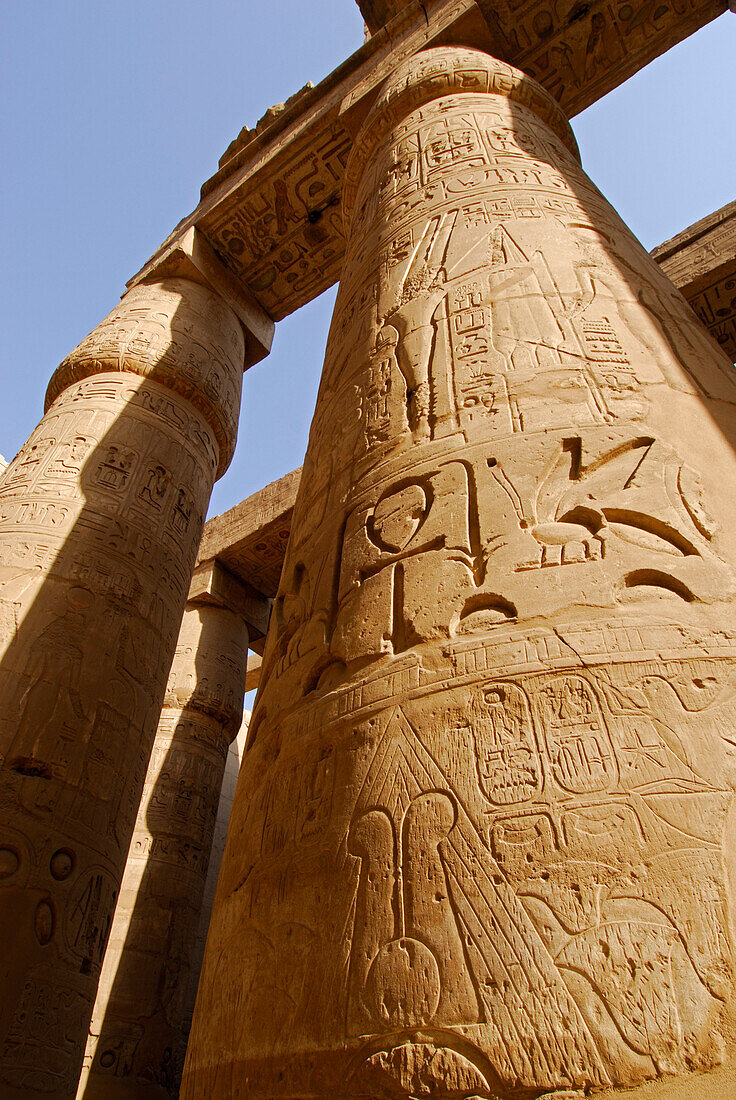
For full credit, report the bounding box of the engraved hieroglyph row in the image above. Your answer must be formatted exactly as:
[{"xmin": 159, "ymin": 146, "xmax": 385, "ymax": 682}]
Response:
[
  {"xmin": 0, "ymin": 278, "xmax": 246, "ymax": 1100},
  {"xmin": 131, "ymin": 0, "xmax": 727, "ymax": 323},
  {"xmin": 181, "ymin": 199, "xmax": 736, "ymax": 630},
  {"xmin": 182, "ymin": 45, "xmax": 736, "ymax": 1100}
]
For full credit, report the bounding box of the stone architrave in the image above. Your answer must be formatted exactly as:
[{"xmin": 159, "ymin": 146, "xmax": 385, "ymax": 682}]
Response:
[
  {"xmin": 0, "ymin": 278, "xmax": 244, "ymax": 1100},
  {"xmin": 76, "ymin": 601, "xmax": 249, "ymax": 1099},
  {"xmin": 182, "ymin": 48, "xmax": 736, "ymax": 1100}
]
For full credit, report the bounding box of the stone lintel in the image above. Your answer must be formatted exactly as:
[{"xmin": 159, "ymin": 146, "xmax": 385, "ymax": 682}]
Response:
[
  {"xmin": 197, "ymin": 467, "xmax": 300, "ymax": 599},
  {"xmin": 188, "ymin": 558, "xmax": 272, "ymax": 646},
  {"xmin": 127, "ymin": 226, "xmax": 274, "ymax": 367},
  {"xmin": 244, "ymin": 651, "xmax": 263, "ymax": 693},
  {"xmin": 651, "ymin": 200, "xmax": 736, "ymax": 362},
  {"xmin": 357, "ymin": 0, "xmax": 415, "ymax": 35},
  {"xmin": 129, "ymin": 0, "xmax": 727, "ymax": 325}
]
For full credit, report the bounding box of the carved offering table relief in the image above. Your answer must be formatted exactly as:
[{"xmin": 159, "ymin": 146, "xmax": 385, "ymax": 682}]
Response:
[
  {"xmin": 182, "ymin": 48, "xmax": 736, "ymax": 1100},
  {"xmin": 76, "ymin": 602, "xmax": 248, "ymax": 1100},
  {"xmin": 0, "ymin": 278, "xmax": 245, "ymax": 1100}
]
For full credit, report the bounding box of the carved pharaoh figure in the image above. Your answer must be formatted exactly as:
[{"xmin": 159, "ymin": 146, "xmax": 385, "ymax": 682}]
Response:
[{"xmin": 182, "ymin": 48, "xmax": 736, "ymax": 1100}]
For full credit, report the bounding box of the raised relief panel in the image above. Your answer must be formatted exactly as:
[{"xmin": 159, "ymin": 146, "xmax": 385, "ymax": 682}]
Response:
[
  {"xmin": 181, "ymin": 48, "xmax": 736, "ymax": 1100},
  {"xmin": 333, "ymin": 461, "xmax": 474, "ymax": 661}
]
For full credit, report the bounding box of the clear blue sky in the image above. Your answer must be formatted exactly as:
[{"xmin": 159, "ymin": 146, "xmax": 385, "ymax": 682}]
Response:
[{"xmin": 2, "ymin": 2, "xmax": 735, "ymax": 519}]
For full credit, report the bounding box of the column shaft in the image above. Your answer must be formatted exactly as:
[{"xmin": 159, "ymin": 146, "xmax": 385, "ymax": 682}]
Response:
[
  {"xmin": 0, "ymin": 278, "xmax": 244, "ymax": 1099},
  {"xmin": 182, "ymin": 48, "xmax": 736, "ymax": 1099},
  {"xmin": 76, "ymin": 602, "xmax": 248, "ymax": 1099}
]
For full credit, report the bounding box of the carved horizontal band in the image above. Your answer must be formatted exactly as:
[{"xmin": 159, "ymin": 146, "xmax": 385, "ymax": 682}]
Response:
[
  {"xmin": 343, "ymin": 46, "xmax": 580, "ymax": 220},
  {"xmin": 45, "ymin": 278, "xmax": 245, "ymax": 476}
]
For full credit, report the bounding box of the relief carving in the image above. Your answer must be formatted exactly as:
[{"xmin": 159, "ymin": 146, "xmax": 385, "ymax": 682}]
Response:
[
  {"xmin": 182, "ymin": 46, "xmax": 736, "ymax": 1100},
  {"xmin": 0, "ymin": 279, "xmax": 245, "ymax": 1098}
]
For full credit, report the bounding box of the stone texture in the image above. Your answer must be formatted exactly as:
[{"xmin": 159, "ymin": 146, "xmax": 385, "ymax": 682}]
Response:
[
  {"xmin": 0, "ymin": 277, "xmax": 244, "ymax": 1100},
  {"xmin": 358, "ymin": 0, "xmax": 414, "ymax": 35},
  {"xmin": 169, "ymin": 203, "xmax": 736, "ymax": 629},
  {"xmin": 181, "ymin": 47, "xmax": 736, "ymax": 1100},
  {"xmin": 179, "ymin": 712, "xmax": 249, "ymax": 1069},
  {"xmin": 244, "ymin": 651, "xmax": 263, "ymax": 692},
  {"xmin": 76, "ymin": 603, "xmax": 248, "ymax": 1099},
  {"xmin": 652, "ymin": 200, "xmax": 736, "ymax": 364},
  {"xmin": 197, "ymin": 467, "xmax": 301, "ymax": 603},
  {"xmin": 133, "ymin": 0, "xmax": 726, "ymax": 324},
  {"xmin": 187, "ymin": 557, "xmax": 270, "ymax": 648}
]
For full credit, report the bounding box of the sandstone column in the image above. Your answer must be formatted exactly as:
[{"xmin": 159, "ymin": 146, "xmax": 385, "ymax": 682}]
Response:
[
  {"xmin": 177, "ymin": 708, "xmax": 250, "ymax": 1075},
  {"xmin": 0, "ymin": 277, "xmax": 245, "ymax": 1099},
  {"xmin": 76, "ymin": 598, "xmax": 248, "ymax": 1099},
  {"xmin": 182, "ymin": 47, "xmax": 736, "ymax": 1100}
]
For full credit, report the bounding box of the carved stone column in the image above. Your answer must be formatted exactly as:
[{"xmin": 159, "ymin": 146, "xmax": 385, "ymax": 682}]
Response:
[
  {"xmin": 76, "ymin": 598, "xmax": 248, "ymax": 1100},
  {"xmin": 0, "ymin": 277, "xmax": 245, "ymax": 1099},
  {"xmin": 182, "ymin": 47, "xmax": 736, "ymax": 1100}
]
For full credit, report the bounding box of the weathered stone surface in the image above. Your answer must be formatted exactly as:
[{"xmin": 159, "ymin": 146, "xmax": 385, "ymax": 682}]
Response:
[
  {"xmin": 76, "ymin": 603, "xmax": 248, "ymax": 1099},
  {"xmin": 185, "ymin": 204, "xmax": 736, "ymax": 610},
  {"xmin": 131, "ymin": 0, "xmax": 726, "ymax": 324},
  {"xmin": 181, "ymin": 47, "xmax": 736, "ymax": 1099},
  {"xmin": 131, "ymin": 228, "xmax": 274, "ymax": 368},
  {"xmin": 244, "ymin": 651, "xmax": 263, "ymax": 692},
  {"xmin": 197, "ymin": 467, "xmax": 301, "ymax": 602},
  {"xmin": 0, "ymin": 278, "xmax": 244, "ymax": 1099},
  {"xmin": 188, "ymin": 557, "xmax": 270, "ymax": 645},
  {"xmin": 358, "ymin": 0, "xmax": 414, "ymax": 35},
  {"xmin": 178, "ymin": 712, "xmax": 250, "ymax": 1072},
  {"xmin": 652, "ymin": 200, "xmax": 736, "ymax": 363}
]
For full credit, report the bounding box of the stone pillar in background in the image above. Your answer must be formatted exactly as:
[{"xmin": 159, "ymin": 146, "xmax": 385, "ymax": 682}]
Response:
[
  {"xmin": 0, "ymin": 278, "xmax": 245, "ymax": 1100},
  {"xmin": 182, "ymin": 48, "xmax": 736, "ymax": 1100},
  {"xmin": 76, "ymin": 599, "xmax": 248, "ymax": 1100},
  {"xmin": 177, "ymin": 710, "xmax": 250, "ymax": 1075}
]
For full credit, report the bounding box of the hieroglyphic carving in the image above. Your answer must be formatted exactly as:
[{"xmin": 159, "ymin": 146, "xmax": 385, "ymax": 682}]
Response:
[
  {"xmin": 77, "ymin": 604, "xmax": 248, "ymax": 1099},
  {"xmin": 150, "ymin": 0, "xmax": 727, "ymax": 328},
  {"xmin": 0, "ymin": 278, "xmax": 244, "ymax": 1100},
  {"xmin": 181, "ymin": 47, "xmax": 736, "ymax": 1100}
]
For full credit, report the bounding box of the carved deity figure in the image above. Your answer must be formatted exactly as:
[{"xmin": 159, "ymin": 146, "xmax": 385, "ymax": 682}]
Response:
[{"xmin": 182, "ymin": 48, "xmax": 736, "ymax": 1100}]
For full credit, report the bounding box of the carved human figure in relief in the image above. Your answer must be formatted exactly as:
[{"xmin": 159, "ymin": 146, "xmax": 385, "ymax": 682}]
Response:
[{"xmin": 181, "ymin": 47, "xmax": 736, "ymax": 1100}]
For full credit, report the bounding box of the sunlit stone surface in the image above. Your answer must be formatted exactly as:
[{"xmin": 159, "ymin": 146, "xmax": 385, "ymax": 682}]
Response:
[{"xmin": 182, "ymin": 47, "xmax": 736, "ymax": 1100}]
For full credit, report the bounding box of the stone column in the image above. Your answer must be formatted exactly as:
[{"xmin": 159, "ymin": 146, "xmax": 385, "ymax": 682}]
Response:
[
  {"xmin": 182, "ymin": 48, "xmax": 736, "ymax": 1100},
  {"xmin": 178, "ymin": 710, "xmax": 250, "ymax": 1075},
  {"xmin": 0, "ymin": 277, "xmax": 245, "ymax": 1100},
  {"xmin": 76, "ymin": 599, "xmax": 248, "ymax": 1099}
]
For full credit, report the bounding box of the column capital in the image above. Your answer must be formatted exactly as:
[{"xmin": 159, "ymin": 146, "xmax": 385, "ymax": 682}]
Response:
[
  {"xmin": 163, "ymin": 602, "xmax": 248, "ymax": 742},
  {"xmin": 188, "ymin": 557, "xmax": 272, "ymax": 643},
  {"xmin": 45, "ymin": 277, "xmax": 245, "ymax": 477},
  {"xmin": 126, "ymin": 226, "xmax": 275, "ymax": 368},
  {"xmin": 343, "ymin": 46, "xmax": 579, "ymax": 219}
]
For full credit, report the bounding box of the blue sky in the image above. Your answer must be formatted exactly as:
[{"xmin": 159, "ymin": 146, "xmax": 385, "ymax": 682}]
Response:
[{"xmin": 2, "ymin": 2, "xmax": 735, "ymax": 519}]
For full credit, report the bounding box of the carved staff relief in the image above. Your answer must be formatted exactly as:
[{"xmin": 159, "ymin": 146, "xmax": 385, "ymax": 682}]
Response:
[{"xmin": 182, "ymin": 48, "xmax": 736, "ymax": 1100}]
